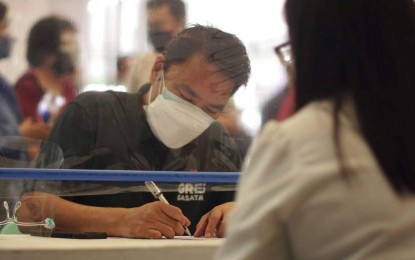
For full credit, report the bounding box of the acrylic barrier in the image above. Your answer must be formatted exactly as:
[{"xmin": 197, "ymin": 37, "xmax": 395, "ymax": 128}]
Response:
[
  {"xmin": 0, "ymin": 168, "xmax": 240, "ymax": 236},
  {"xmin": 0, "ymin": 135, "xmax": 240, "ymax": 236}
]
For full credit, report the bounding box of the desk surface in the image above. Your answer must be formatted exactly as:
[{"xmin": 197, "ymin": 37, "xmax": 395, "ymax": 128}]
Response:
[{"xmin": 0, "ymin": 235, "xmax": 223, "ymax": 260}]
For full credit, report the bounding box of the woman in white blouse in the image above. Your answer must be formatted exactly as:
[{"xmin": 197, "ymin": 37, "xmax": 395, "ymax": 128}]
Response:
[{"xmin": 217, "ymin": 0, "xmax": 415, "ymax": 259}]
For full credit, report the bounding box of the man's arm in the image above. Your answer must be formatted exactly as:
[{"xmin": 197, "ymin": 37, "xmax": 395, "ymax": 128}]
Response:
[
  {"xmin": 33, "ymin": 97, "xmax": 190, "ymax": 238},
  {"xmin": 192, "ymin": 122, "xmax": 241, "ymax": 237},
  {"xmin": 20, "ymin": 192, "xmax": 190, "ymax": 238}
]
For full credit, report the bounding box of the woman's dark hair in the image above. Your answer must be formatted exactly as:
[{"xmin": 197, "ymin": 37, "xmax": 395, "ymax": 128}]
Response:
[
  {"xmin": 164, "ymin": 25, "xmax": 251, "ymax": 94},
  {"xmin": 285, "ymin": 0, "xmax": 415, "ymax": 193},
  {"xmin": 27, "ymin": 15, "xmax": 76, "ymax": 67}
]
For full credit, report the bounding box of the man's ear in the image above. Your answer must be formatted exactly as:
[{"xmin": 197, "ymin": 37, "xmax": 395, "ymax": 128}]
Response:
[{"xmin": 150, "ymin": 54, "xmax": 165, "ymax": 84}]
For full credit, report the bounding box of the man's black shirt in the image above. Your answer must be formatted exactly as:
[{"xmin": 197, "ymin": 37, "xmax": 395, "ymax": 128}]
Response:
[{"xmin": 44, "ymin": 85, "xmax": 241, "ymax": 232}]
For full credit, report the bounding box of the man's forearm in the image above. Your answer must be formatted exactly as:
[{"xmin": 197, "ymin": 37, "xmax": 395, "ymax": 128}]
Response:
[
  {"xmin": 21, "ymin": 192, "xmax": 125, "ymax": 236},
  {"xmin": 20, "ymin": 192, "xmax": 190, "ymax": 238}
]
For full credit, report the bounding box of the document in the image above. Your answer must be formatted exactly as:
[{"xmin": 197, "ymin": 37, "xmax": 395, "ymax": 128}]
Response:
[{"xmin": 173, "ymin": 236, "xmax": 222, "ymax": 240}]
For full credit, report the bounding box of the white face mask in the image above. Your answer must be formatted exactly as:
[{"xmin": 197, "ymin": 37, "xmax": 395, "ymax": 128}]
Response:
[{"xmin": 143, "ymin": 71, "xmax": 214, "ymax": 149}]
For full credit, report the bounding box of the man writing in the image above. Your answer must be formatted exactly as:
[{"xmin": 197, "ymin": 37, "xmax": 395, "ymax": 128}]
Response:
[
  {"xmin": 127, "ymin": 0, "xmax": 249, "ymax": 158},
  {"xmin": 28, "ymin": 25, "xmax": 250, "ymax": 239}
]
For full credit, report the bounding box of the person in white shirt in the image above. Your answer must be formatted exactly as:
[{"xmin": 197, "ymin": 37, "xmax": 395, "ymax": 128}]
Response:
[{"xmin": 217, "ymin": 0, "xmax": 415, "ymax": 259}]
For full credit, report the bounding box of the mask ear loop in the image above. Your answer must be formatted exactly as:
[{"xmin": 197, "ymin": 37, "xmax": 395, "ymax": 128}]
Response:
[
  {"xmin": 160, "ymin": 70, "xmax": 165, "ymax": 95},
  {"xmin": 148, "ymin": 70, "xmax": 165, "ymax": 105},
  {"xmin": 147, "ymin": 84, "xmax": 152, "ymax": 105}
]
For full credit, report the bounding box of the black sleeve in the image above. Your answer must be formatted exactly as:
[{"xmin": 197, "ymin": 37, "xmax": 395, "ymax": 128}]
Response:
[{"xmin": 40, "ymin": 102, "xmax": 95, "ymax": 169}]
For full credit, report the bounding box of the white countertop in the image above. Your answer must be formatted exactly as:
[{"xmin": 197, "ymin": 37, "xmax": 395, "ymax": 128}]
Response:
[{"xmin": 0, "ymin": 235, "xmax": 223, "ymax": 260}]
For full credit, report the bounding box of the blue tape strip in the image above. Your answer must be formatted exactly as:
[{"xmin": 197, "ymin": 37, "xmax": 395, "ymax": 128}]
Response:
[{"xmin": 0, "ymin": 168, "xmax": 240, "ymax": 183}]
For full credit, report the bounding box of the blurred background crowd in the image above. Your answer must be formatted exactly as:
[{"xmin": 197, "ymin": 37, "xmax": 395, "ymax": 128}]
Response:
[{"xmin": 0, "ymin": 0, "xmax": 292, "ymax": 143}]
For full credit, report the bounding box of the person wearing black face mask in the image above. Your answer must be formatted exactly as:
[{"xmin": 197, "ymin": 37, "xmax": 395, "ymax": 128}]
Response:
[
  {"xmin": 0, "ymin": 1, "xmax": 19, "ymax": 137},
  {"xmin": 147, "ymin": 26, "xmax": 175, "ymax": 53},
  {"xmin": 51, "ymin": 52, "xmax": 76, "ymax": 77},
  {"xmin": 13, "ymin": 16, "xmax": 79, "ymax": 138},
  {"xmin": 0, "ymin": 31, "xmax": 12, "ymax": 59},
  {"xmin": 0, "ymin": 1, "xmax": 50, "ymax": 141},
  {"xmin": 126, "ymin": 0, "xmax": 186, "ymax": 94},
  {"xmin": 0, "ymin": 1, "xmax": 11, "ymax": 59}
]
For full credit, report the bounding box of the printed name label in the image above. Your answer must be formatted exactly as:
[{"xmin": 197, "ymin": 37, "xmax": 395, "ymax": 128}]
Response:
[{"xmin": 177, "ymin": 183, "xmax": 206, "ymax": 201}]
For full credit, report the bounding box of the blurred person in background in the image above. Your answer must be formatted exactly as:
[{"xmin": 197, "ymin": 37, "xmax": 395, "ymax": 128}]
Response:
[
  {"xmin": 127, "ymin": 0, "xmax": 186, "ymax": 93},
  {"xmin": 216, "ymin": 98, "xmax": 252, "ymax": 160},
  {"xmin": 218, "ymin": 0, "xmax": 415, "ymax": 259},
  {"xmin": 14, "ymin": 15, "xmax": 79, "ymax": 140},
  {"xmin": 0, "ymin": 2, "xmax": 49, "ymax": 140},
  {"xmin": 0, "ymin": 0, "xmax": 19, "ymax": 137},
  {"xmin": 116, "ymin": 55, "xmax": 134, "ymax": 87},
  {"xmin": 0, "ymin": 2, "xmax": 50, "ymax": 230},
  {"xmin": 261, "ymin": 42, "xmax": 295, "ymax": 126}
]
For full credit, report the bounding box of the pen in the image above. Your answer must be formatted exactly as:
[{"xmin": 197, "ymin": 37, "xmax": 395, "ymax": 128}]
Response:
[{"xmin": 144, "ymin": 181, "xmax": 192, "ymax": 236}]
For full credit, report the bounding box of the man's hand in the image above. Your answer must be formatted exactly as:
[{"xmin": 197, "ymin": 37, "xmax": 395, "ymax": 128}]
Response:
[
  {"xmin": 117, "ymin": 201, "xmax": 191, "ymax": 239},
  {"xmin": 194, "ymin": 202, "xmax": 235, "ymax": 238}
]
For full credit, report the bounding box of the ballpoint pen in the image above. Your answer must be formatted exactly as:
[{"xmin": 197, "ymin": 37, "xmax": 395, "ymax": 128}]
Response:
[{"xmin": 144, "ymin": 181, "xmax": 192, "ymax": 236}]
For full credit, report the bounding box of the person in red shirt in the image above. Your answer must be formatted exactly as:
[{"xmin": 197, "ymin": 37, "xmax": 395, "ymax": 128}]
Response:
[
  {"xmin": 14, "ymin": 16, "xmax": 79, "ymax": 138},
  {"xmin": 274, "ymin": 42, "xmax": 295, "ymax": 121},
  {"xmin": 261, "ymin": 42, "xmax": 296, "ymax": 126}
]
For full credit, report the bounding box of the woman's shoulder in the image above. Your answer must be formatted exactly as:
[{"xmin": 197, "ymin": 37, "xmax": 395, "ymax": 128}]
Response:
[{"xmin": 254, "ymin": 100, "xmax": 347, "ymax": 171}]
